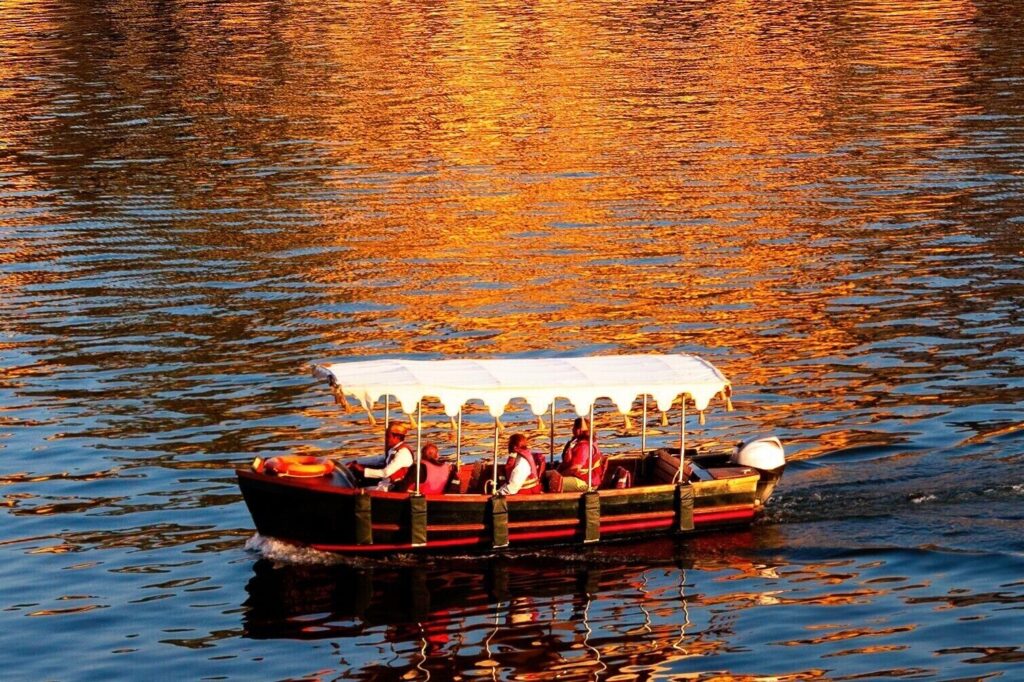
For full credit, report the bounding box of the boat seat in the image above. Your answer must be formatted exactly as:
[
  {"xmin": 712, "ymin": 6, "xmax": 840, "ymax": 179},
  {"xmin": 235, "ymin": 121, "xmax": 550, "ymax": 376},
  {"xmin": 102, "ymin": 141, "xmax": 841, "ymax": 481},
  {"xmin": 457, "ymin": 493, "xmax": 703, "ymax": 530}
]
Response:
[
  {"xmin": 449, "ymin": 462, "xmax": 489, "ymax": 494},
  {"xmin": 650, "ymin": 449, "xmax": 685, "ymax": 484}
]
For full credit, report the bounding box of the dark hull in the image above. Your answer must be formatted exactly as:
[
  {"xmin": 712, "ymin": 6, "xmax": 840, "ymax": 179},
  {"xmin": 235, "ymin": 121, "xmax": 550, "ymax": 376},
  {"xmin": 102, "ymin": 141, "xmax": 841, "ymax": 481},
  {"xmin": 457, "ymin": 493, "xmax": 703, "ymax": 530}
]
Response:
[{"xmin": 237, "ymin": 456, "xmax": 768, "ymax": 554}]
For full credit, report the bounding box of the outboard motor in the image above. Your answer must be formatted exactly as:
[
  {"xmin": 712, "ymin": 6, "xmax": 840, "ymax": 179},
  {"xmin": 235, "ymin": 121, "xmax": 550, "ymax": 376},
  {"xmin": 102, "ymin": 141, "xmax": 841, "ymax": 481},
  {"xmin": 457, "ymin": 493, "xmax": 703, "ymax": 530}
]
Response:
[{"xmin": 732, "ymin": 436, "xmax": 786, "ymax": 506}]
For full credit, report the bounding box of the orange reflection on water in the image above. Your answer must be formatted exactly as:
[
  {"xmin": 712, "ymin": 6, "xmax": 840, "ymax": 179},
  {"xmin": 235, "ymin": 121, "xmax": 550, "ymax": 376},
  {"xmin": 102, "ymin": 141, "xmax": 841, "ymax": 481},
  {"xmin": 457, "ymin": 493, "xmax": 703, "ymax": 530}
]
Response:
[{"xmin": 0, "ymin": 0, "xmax": 1008, "ymax": 467}]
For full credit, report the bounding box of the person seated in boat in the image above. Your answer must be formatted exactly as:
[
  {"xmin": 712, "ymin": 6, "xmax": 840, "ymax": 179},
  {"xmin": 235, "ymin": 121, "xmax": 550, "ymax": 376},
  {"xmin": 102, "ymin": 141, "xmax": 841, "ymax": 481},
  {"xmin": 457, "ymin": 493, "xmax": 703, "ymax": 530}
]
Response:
[
  {"xmin": 347, "ymin": 421, "xmax": 413, "ymax": 491},
  {"xmin": 559, "ymin": 417, "xmax": 589, "ymax": 464},
  {"xmin": 394, "ymin": 442, "xmax": 452, "ymax": 495},
  {"xmin": 497, "ymin": 433, "xmax": 543, "ymax": 495},
  {"xmin": 546, "ymin": 423, "xmax": 603, "ymax": 492}
]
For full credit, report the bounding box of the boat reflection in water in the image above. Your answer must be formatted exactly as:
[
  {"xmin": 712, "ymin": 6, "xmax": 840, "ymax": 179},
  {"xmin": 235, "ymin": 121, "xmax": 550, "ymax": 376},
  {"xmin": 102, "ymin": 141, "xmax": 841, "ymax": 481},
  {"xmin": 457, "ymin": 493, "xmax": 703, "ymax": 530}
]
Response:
[{"xmin": 242, "ymin": 531, "xmax": 782, "ymax": 678}]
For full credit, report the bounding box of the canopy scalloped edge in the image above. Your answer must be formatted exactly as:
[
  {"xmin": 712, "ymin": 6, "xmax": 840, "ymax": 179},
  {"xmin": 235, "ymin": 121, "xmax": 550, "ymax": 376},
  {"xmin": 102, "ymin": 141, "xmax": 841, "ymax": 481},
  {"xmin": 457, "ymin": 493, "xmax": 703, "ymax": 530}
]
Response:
[{"xmin": 311, "ymin": 354, "xmax": 731, "ymax": 419}]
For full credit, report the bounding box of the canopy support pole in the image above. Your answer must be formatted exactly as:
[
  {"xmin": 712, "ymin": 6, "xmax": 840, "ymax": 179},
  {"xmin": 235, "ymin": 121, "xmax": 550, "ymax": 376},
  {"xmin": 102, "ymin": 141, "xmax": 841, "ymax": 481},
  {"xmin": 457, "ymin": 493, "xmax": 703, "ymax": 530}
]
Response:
[
  {"xmin": 641, "ymin": 395, "xmax": 648, "ymax": 457},
  {"xmin": 549, "ymin": 402, "xmax": 556, "ymax": 467},
  {"xmin": 415, "ymin": 401, "xmax": 423, "ymax": 494},
  {"xmin": 588, "ymin": 403, "xmax": 595, "ymax": 491},
  {"xmin": 492, "ymin": 418, "xmax": 500, "ymax": 492},
  {"xmin": 456, "ymin": 409, "xmax": 462, "ymax": 469},
  {"xmin": 678, "ymin": 396, "xmax": 686, "ymax": 482},
  {"xmin": 385, "ymin": 396, "xmax": 390, "ymax": 429}
]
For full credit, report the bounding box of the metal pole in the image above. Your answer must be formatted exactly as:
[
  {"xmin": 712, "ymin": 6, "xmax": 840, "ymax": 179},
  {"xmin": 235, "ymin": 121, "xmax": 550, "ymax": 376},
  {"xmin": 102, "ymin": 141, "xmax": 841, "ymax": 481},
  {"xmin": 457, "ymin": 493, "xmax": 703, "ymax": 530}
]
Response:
[
  {"xmin": 588, "ymin": 403, "xmax": 595, "ymax": 490},
  {"xmin": 385, "ymin": 396, "xmax": 390, "ymax": 428},
  {"xmin": 549, "ymin": 401, "xmax": 555, "ymax": 466},
  {"xmin": 678, "ymin": 395, "xmax": 686, "ymax": 481},
  {"xmin": 492, "ymin": 418, "xmax": 500, "ymax": 493},
  {"xmin": 641, "ymin": 394, "xmax": 647, "ymax": 457},
  {"xmin": 415, "ymin": 401, "xmax": 423, "ymax": 494},
  {"xmin": 456, "ymin": 409, "xmax": 462, "ymax": 468}
]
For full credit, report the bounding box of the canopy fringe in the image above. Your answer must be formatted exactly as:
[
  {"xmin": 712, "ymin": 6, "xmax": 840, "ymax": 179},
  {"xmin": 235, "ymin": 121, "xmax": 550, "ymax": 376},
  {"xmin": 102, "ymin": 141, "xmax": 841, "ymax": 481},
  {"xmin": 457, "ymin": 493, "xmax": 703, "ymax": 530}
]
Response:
[{"xmin": 332, "ymin": 385, "xmax": 351, "ymax": 413}]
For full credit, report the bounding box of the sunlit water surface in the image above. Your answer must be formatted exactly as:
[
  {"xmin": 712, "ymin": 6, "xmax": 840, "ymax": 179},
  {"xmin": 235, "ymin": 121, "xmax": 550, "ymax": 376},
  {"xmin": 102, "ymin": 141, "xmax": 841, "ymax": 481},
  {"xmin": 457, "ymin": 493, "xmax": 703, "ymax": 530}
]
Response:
[{"xmin": 2, "ymin": 0, "xmax": 1024, "ymax": 679}]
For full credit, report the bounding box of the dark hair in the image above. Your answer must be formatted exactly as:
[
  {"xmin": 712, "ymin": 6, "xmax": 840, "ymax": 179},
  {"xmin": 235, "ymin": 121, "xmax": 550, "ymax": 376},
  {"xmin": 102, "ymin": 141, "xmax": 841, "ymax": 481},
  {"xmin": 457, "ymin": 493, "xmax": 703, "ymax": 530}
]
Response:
[{"xmin": 508, "ymin": 433, "xmax": 528, "ymax": 453}]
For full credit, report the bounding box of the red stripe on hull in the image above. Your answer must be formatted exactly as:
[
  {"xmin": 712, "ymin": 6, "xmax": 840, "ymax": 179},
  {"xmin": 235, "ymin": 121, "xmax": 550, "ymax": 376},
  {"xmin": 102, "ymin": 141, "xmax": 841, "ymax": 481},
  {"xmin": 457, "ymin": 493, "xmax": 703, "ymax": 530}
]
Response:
[
  {"xmin": 695, "ymin": 507, "xmax": 754, "ymax": 524},
  {"xmin": 287, "ymin": 507, "xmax": 755, "ymax": 553},
  {"xmin": 508, "ymin": 528, "xmax": 578, "ymax": 542},
  {"xmin": 601, "ymin": 518, "xmax": 674, "ymax": 535}
]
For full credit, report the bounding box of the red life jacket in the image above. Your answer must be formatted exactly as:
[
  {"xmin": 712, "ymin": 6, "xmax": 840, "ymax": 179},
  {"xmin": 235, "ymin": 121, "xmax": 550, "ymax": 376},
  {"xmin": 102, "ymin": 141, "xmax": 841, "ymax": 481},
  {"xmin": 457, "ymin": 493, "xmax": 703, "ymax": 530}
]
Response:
[
  {"xmin": 420, "ymin": 460, "xmax": 451, "ymax": 494},
  {"xmin": 503, "ymin": 450, "xmax": 542, "ymax": 495},
  {"xmin": 564, "ymin": 440, "xmax": 603, "ymax": 486},
  {"xmin": 386, "ymin": 444, "xmax": 411, "ymax": 483}
]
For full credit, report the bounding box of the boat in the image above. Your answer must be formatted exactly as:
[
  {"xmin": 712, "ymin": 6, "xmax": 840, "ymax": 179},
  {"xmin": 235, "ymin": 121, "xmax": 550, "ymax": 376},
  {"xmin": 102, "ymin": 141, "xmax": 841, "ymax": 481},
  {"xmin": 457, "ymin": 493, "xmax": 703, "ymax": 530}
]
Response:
[{"xmin": 236, "ymin": 354, "xmax": 786, "ymax": 554}]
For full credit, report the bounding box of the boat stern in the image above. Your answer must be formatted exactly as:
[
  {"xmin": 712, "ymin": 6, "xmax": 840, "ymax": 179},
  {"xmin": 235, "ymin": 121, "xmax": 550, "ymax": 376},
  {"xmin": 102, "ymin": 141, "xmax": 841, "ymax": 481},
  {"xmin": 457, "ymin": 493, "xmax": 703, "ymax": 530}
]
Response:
[{"xmin": 732, "ymin": 436, "xmax": 786, "ymax": 506}]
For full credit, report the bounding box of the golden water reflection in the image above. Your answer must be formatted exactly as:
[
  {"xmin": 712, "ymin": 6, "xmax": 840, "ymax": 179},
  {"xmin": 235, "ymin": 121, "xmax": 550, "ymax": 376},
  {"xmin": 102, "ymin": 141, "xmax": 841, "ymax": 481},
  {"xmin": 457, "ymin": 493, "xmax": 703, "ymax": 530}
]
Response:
[
  {"xmin": 0, "ymin": 0, "xmax": 1020, "ymax": 509},
  {"xmin": 2, "ymin": 1, "xmax": 1019, "ymax": 472}
]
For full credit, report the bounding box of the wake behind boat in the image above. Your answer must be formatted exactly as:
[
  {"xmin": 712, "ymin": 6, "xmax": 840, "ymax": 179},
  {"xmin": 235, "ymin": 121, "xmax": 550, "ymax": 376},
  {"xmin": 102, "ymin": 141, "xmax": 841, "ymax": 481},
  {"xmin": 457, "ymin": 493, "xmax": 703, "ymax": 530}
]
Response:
[{"xmin": 237, "ymin": 354, "xmax": 786, "ymax": 554}]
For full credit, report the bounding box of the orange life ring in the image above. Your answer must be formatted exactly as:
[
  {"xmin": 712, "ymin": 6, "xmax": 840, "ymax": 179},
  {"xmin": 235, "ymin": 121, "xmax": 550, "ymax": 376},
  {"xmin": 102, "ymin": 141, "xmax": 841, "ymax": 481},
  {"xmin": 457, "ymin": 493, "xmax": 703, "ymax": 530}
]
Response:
[{"xmin": 261, "ymin": 455, "xmax": 336, "ymax": 478}]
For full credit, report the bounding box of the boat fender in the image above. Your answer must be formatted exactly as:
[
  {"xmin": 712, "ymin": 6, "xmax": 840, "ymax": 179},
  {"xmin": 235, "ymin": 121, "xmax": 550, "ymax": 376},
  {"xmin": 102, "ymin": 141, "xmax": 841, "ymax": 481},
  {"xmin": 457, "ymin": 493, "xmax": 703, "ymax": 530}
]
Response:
[
  {"xmin": 582, "ymin": 491, "xmax": 600, "ymax": 543},
  {"xmin": 676, "ymin": 484, "xmax": 694, "ymax": 532},
  {"xmin": 409, "ymin": 494, "xmax": 427, "ymax": 547},
  {"xmin": 733, "ymin": 436, "xmax": 785, "ymax": 472},
  {"xmin": 490, "ymin": 495, "xmax": 509, "ymax": 549},
  {"xmin": 263, "ymin": 455, "xmax": 336, "ymax": 478},
  {"xmin": 355, "ymin": 491, "xmax": 373, "ymax": 545}
]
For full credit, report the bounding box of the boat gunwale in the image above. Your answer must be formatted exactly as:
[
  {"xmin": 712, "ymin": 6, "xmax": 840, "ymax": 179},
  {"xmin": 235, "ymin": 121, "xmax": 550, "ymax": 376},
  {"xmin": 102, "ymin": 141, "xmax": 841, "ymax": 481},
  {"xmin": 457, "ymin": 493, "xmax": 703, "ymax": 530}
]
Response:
[{"xmin": 236, "ymin": 467, "xmax": 761, "ymax": 502}]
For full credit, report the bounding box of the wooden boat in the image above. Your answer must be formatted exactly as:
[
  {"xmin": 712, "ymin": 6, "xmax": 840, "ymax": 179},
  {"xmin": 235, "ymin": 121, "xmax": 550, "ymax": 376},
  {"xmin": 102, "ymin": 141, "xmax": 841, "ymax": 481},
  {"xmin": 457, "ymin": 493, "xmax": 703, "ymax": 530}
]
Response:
[{"xmin": 237, "ymin": 354, "xmax": 785, "ymax": 554}]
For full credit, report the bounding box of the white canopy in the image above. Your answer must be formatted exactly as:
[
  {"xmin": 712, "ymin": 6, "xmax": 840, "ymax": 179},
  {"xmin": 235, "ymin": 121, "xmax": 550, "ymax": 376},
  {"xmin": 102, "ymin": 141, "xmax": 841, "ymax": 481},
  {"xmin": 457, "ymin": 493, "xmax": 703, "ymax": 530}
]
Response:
[{"xmin": 311, "ymin": 354, "xmax": 731, "ymax": 419}]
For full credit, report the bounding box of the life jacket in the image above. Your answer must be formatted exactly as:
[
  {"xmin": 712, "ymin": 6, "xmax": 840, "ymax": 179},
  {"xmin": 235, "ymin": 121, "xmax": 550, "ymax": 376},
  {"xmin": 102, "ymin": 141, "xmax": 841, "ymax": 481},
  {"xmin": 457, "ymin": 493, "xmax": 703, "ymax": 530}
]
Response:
[
  {"xmin": 385, "ymin": 443, "xmax": 412, "ymax": 483},
  {"xmin": 560, "ymin": 437, "xmax": 578, "ymax": 465},
  {"xmin": 504, "ymin": 449, "xmax": 542, "ymax": 495},
  {"xmin": 610, "ymin": 465, "xmax": 632, "ymax": 489},
  {"xmin": 533, "ymin": 451, "xmax": 547, "ymax": 480},
  {"xmin": 566, "ymin": 440, "xmax": 603, "ymax": 485},
  {"xmin": 419, "ymin": 460, "xmax": 451, "ymax": 495}
]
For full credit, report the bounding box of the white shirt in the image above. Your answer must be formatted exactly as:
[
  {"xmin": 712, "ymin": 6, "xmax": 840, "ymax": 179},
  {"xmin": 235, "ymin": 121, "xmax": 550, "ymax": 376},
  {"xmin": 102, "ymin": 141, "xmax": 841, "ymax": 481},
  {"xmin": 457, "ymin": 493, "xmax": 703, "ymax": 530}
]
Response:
[
  {"xmin": 498, "ymin": 454, "xmax": 534, "ymax": 495},
  {"xmin": 363, "ymin": 443, "xmax": 413, "ymax": 490}
]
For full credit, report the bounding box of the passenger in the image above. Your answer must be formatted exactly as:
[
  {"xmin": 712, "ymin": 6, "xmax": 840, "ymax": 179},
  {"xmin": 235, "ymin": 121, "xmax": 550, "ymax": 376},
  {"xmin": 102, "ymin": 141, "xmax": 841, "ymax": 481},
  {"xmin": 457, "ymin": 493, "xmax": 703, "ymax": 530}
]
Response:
[
  {"xmin": 559, "ymin": 417, "xmax": 589, "ymax": 465},
  {"xmin": 497, "ymin": 433, "xmax": 543, "ymax": 495},
  {"xmin": 547, "ymin": 422, "xmax": 603, "ymax": 492},
  {"xmin": 348, "ymin": 421, "xmax": 413, "ymax": 491},
  {"xmin": 394, "ymin": 442, "xmax": 452, "ymax": 494}
]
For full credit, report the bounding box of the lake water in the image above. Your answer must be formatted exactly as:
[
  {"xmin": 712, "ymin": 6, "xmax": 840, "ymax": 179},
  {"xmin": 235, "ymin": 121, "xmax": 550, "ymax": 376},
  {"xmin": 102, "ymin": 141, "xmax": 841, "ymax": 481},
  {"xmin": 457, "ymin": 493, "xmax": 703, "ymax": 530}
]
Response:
[{"xmin": 2, "ymin": 0, "xmax": 1024, "ymax": 679}]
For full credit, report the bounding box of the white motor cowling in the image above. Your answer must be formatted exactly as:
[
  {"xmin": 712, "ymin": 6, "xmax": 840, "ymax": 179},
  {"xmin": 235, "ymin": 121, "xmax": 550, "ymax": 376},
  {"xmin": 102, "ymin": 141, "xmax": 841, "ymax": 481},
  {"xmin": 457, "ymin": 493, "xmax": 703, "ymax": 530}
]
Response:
[
  {"xmin": 734, "ymin": 436, "xmax": 785, "ymax": 471},
  {"xmin": 733, "ymin": 436, "xmax": 786, "ymax": 506}
]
